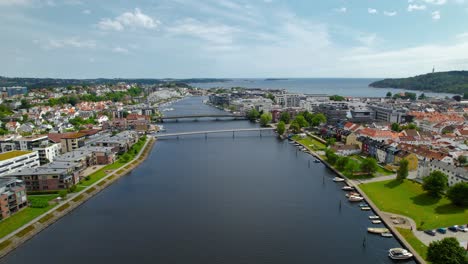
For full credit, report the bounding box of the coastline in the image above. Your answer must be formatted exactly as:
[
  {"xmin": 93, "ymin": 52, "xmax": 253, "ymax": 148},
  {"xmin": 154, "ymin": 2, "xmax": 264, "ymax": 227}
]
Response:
[
  {"xmin": 0, "ymin": 136, "xmax": 156, "ymax": 259},
  {"xmin": 291, "ymin": 137, "xmax": 426, "ymax": 264}
]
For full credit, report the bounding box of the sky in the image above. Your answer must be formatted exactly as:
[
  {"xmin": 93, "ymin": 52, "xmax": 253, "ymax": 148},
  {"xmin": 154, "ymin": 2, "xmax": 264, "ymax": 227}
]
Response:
[{"xmin": 1, "ymin": 0, "xmax": 468, "ymax": 79}]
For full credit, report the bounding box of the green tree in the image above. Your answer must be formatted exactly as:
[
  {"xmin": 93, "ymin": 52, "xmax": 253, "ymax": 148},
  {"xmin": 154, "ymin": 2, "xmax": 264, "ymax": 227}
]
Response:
[
  {"xmin": 391, "ymin": 123, "xmax": 401, "ymax": 132},
  {"xmin": 458, "ymin": 155, "xmax": 467, "ymax": 165},
  {"xmin": 290, "ymin": 121, "xmax": 301, "ymax": 133},
  {"xmin": 464, "ymin": 92, "xmax": 468, "ymax": 99},
  {"xmin": 422, "ymin": 171, "xmax": 448, "ymax": 198},
  {"xmin": 276, "ymin": 121, "xmax": 286, "ymax": 136},
  {"xmin": 446, "ymin": 182, "xmax": 468, "ymax": 207},
  {"xmin": 360, "ymin": 157, "xmax": 378, "ymax": 175},
  {"xmin": 293, "ymin": 115, "xmax": 309, "ymax": 128},
  {"xmin": 418, "ymin": 93, "xmax": 426, "ymax": 100},
  {"xmin": 58, "ymin": 190, "xmax": 67, "ymax": 199},
  {"xmin": 344, "ymin": 159, "xmax": 360, "ymax": 175},
  {"xmin": 427, "ymin": 237, "xmax": 468, "ymax": 264},
  {"xmin": 329, "ymin": 95, "xmax": 345, "ymax": 101},
  {"xmin": 259, "ymin": 113, "xmax": 272, "ymax": 127},
  {"xmin": 386, "ymin": 92, "xmax": 392, "ymax": 97},
  {"xmin": 311, "ymin": 113, "xmax": 326, "ymax": 126},
  {"xmin": 247, "ymin": 108, "xmax": 260, "ymax": 122},
  {"xmin": 20, "ymin": 99, "xmax": 31, "ymax": 109},
  {"xmin": 266, "ymin": 93, "xmax": 275, "ymax": 102},
  {"xmin": 336, "ymin": 156, "xmax": 350, "ymax": 170},
  {"xmin": 396, "ymin": 159, "xmax": 409, "ymax": 180},
  {"xmin": 325, "ymin": 149, "xmax": 339, "ymax": 165},
  {"xmin": 407, "ymin": 123, "xmax": 417, "ymax": 130},
  {"xmin": 302, "ymin": 111, "xmax": 314, "ymax": 124},
  {"xmin": 279, "ymin": 112, "xmax": 290, "ymax": 124},
  {"xmin": 326, "ymin": 138, "xmax": 336, "ymax": 146}
]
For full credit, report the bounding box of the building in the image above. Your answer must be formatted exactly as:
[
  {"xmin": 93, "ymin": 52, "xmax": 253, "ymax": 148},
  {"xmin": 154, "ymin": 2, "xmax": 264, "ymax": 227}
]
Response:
[
  {"xmin": 0, "ymin": 178, "xmax": 28, "ymax": 220},
  {"xmin": 0, "ymin": 151, "xmax": 40, "ymax": 177},
  {"xmin": 60, "ymin": 133, "xmax": 86, "ymax": 153},
  {"xmin": 3, "ymin": 86, "xmax": 28, "ymax": 97},
  {"xmin": 7, "ymin": 163, "xmax": 78, "ymax": 191},
  {"xmin": 275, "ymin": 94, "xmax": 301, "ymax": 108},
  {"xmin": 418, "ymin": 159, "xmax": 467, "ymax": 186},
  {"xmin": 350, "ymin": 108, "xmax": 374, "ymax": 123},
  {"xmin": 33, "ymin": 143, "xmax": 61, "ymax": 165},
  {"xmin": 369, "ymin": 105, "xmax": 409, "ymax": 124}
]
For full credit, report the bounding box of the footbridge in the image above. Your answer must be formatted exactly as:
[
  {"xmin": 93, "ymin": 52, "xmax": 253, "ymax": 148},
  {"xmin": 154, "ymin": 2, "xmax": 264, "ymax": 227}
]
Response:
[
  {"xmin": 157, "ymin": 114, "xmax": 247, "ymax": 122},
  {"xmin": 155, "ymin": 128, "xmax": 275, "ymax": 138}
]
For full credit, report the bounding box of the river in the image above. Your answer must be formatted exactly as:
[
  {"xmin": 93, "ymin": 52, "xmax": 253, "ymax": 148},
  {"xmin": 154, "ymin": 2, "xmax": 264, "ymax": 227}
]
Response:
[{"xmin": 0, "ymin": 97, "xmax": 415, "ymax": 264}]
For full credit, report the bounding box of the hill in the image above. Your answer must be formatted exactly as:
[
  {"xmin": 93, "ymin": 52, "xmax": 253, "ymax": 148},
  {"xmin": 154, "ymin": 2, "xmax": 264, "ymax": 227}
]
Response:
[{"xmin": 369, "ymin": 71, "xmax": 468, "ymax": 95}]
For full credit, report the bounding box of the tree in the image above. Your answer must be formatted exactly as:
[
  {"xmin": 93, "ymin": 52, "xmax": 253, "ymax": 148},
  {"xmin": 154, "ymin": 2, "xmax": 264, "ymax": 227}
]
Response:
[
  {"xmin": 259, "ymin": 113, "xmax": 272, "ymax": 127},
  {"xmin": 58, "ymin": 190, "xmax": 67, "ymax": 199},
  {"xmin": 344, "ymin": 160, "xmax": 360, "ymax": 175},
  {"xmin": 396, "ymin": 159, "xmax": 409, "ymax": 180},
  {"xmin": 279, "ymin": 112, "xmax": 290, "ymax": 124},
  {"xmin": 464, "ymin": 92, "xmax": 468, "ymax": 99},
  {"xmin": 293, "ymin": 115, "xmax": 309, "ymax": 128},
  {"xmin": 326, "ymin": 138, "xmax": 336, "ymax": 146},
  {"xmin": 391, "ymin": 123, "xmax": 401, "ymax": 132},
  {"xmin": 386, "ymin": 92, "xmax": 392, "ymax": 97},
  {"xmin": 336, "ymin": 156, "xmax": 350, "ymax": 170},
  {"xmin": 418, "ymin": 93, "xmax": 426, "ymax": 100},
  {"xmin": 325, "ymin": 149, "xmax": 339, "ymax": 165},
  {"xmin": 247, "ymin": 108, "xmax": 260, "ymax": 122},
  {"xmin": 276, "ymin": 121, "xmax": 286, "ymax": 136},
  {"xmin": 311, "ymin": 113, "xmax": 326, "ymax": 126},
  {"xmin": 447, "ymin": 182, "xmax": 468, "ymax": 207},
  {"xmin": 360, "ymin": 157, "xmax": 378, "ymax": 175},
  {"xmin": 329, "ymin": 95, "xmax": 345, "ymax": 101},
  {"xmin": 458, "ymin": 155, "xmax": 467, "ymax": 165},
  {"xmin": 289, "ymin": 121, "xmax": 301, "ymax": 133},
  {"xmin": 427, "ymin": 237, "xmax": 468, "ymax": 264},
  {"xmin": 453, "ymin": 95, "xmax": 462, "ymax": 102},
  {"xmin": 20, "ymin": 99, "xmax": 31, "ymax": 109},
  {"xmin": 266, "ymin": 93, "xmax": 275, "ymax": 102},
  {"xmin": 422, "ymin": 171, "xmax": 448, "ymax": 198},
  {"xmin": 407, "ymin": 123, "xmax": 417, "ymax": 130}
]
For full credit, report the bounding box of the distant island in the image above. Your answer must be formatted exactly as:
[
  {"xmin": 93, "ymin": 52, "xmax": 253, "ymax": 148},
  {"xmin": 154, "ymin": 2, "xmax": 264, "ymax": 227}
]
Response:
[
  {"xmin": 369, "ymin": 71, "xmax": 468, "ymax": 95},
  {"xmin": 265, "ymin": 78, "xmax": 289, "ymax": 81}
]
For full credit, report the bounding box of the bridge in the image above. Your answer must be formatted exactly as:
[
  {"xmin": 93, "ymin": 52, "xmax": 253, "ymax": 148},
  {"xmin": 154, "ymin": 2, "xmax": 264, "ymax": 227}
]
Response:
[
  {"xmin": 157, "ymin": 114, "xmax": 247, "ymax": 122},
  {"xmin": 154, "ymin": 128, "xmax": 275, "ymax": 138}
]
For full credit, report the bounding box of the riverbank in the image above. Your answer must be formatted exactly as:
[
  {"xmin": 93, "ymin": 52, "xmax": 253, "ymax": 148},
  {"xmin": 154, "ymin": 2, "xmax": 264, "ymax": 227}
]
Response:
[
  {"xmin": 291, "ymin": 137, "xmax": 426, "ymax": 264},
  {"xmin": 0, "ymin": 136, "xmax": 156, "ymax": 259}
]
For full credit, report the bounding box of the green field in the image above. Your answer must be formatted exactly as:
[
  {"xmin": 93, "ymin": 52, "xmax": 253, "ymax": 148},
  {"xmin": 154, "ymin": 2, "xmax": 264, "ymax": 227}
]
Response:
[
  {"xmin": 0, "ymin": 197, "xmax": 58, "ymax": 239},
  {"xmin": 294, "ymin": 135, "xmax": 326, "ymax": 151},
  {"xmin": 396, "ymin": 227, "xmax": 428, "ymax": 260},
  {"xmin": 350, "ymin": 155, "xmax": 394, "ymax": 176},
  {"xmin": 361, "ymin": 180, "xmax": 467, "ymax": 229}
]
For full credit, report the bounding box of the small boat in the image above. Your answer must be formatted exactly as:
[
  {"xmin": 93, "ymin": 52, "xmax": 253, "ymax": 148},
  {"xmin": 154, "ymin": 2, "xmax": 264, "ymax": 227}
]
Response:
[
  {"xmin": 346, "ymin": 192, "xmax": 361, "ymax": 198},
  {"xmin": 381, "ymin": 233, "xmax": 393, "ymax": 238},
  {"xmin": 369, "ymin": 216, "xmax": 380, "ymax": 220},
  {"xmin": 361, "ymin": 207, "xmax": 371, "ymax": 211},
  {"xmin": 314, "ymin": 159, "xmax": 321, "ymax": 163},
  {"xmin": 359, "ymin": 203, "xmax": 369, "ymax": 207},
  {"xmin": 342, "ymin": 186, "xmax": 354, "ymax": 191},
  {"xmin": 372, "ymin": 220, "xmax": 382, "ymax": 224},
  {"xmin": 368, "ymin": 227, "xmax": 389, "ymax": 234},
  {"xmin": 388, "ymin": 248, "xmax": 413, "ymax": 260},
  {"xmin": 348, "ymin": 196, "xmax": 364, "ymax": 202},
  {"xmin": 333, "ymin": 177, "xmax": 345, "ymax": 182}
]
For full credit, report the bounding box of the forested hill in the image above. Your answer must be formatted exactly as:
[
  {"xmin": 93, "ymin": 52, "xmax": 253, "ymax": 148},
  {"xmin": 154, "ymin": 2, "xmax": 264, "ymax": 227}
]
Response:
[{"xmin": 369, "ymin": 71, "xmax": 468, "ymax": 94}]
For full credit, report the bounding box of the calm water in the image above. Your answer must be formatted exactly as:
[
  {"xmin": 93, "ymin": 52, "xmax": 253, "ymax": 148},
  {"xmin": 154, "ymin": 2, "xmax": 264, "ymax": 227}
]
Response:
[
  {"xmin": 1, "ymin": 97, "xmax": 415, "ymax": 264},
  {"xmin": 191, "ymin": 78, "xmax": 455, "ymax": 98}
]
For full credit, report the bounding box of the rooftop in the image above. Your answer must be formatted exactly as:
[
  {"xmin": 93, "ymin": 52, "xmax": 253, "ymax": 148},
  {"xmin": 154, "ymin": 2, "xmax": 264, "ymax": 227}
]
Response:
[{"xmin": 0, "ymin": 150, "xmax": 32, "ymax": 161}]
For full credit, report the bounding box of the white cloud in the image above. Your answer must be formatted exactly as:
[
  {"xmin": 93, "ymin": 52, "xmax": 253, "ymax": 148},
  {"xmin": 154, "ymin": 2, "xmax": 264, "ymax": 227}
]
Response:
[
  {"xmin": 97, "ymin": 8, "xmax": 160, "ymax": 31},
  {"xmin": 0, "ymin": 0, "xmax": 32, "ymax": 6},
  {"xmin": 421, "ymin": 0, "xmax": 447, "ymax": 5},
  {"xmin": 166, "ymin": 18, "xmax": 240, "ymax": 45},
  {"xmin": 408, "ymin": 4, "xmax": 427, "ymax": 11},
  {"xmin": 383, "ymin": 11, "xmax": 397, "ymax": 16},
  {"xmin": 112, "ymin": 46, "xmax": 128, "ymax": 53},
  {"xmin": 82, "ymin": 9, "xmax": 91, "ymax": 15},
  {"xmin": 456, "ymin": 32, "xmax": 468, "ymax": 39},
  {"xmin": 334, "ymin": 7, "xmax": 347, "ymax": 13},
  {"xmin": 356, "ymin": 33, "xmax": 378, "ymax": 46},
  {"xmin": 432, "ymin": 10, "xmax": 441, "ymax": 20},
  {"xmin": 368, "ymin": 8, "xmax": 378, "ymax": 14},
  {"xmin": 39, "ymin": 37, "xmax": 96, "ymax": 49}
]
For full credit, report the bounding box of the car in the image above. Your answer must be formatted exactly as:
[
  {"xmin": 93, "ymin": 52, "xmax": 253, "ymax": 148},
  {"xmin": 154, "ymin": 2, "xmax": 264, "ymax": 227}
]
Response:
[
  {"xmin": 437, "ymin": 228, "xmax": 447, "ymax": 234},
  {"xmin": 424, "ymin": 230, "xmax": 436, "ymax": 236},
  {"xmin": 448, "ymin": 226, "xmax": 458, "ymax": 232},
  {"xmin": 457, "ymin": 225, "xmax": 468, "ymax": 232}
]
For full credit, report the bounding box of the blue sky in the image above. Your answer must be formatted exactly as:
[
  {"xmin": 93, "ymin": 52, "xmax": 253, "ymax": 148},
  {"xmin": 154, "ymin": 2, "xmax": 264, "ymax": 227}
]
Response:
[{"xmin": 1, "ymin": 0, "xmax": 468, "ymax": 78}]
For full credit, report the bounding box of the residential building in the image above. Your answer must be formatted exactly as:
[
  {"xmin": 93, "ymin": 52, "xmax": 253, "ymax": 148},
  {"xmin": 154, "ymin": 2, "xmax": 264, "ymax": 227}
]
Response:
[
  {"xmin": 275, "ymin": 94, "xmax": 301, "ymax": 108},
  {"xmin": 0, "ymin": 151, "xmax": 40, "ymax": 177},
  {"xmin": 0, "ymin": 178, "xmax": 28, "ymax": 220},
  {"xmin": 59, "ymin": 133, "xmax": 86, "ymax": 153},
  {"xmin": 418, "ymin": 159, "xmax": 467, "ymax": 186},
  {"xmin": 33, "ymin": 143, "xmax": 61, "ymax": 165},
  {"xmin": 7, "ymin": 164, "xmax": 78, "ymax": 191}
]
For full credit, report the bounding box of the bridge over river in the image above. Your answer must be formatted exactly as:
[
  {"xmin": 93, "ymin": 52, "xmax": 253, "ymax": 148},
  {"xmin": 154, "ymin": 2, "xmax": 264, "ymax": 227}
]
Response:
[
  {"xmin": 155, "ymin": 127, "xmax": 275, "ymax": 138},
  {"xmin": 157, "ymin": 114, "xmax": 247, "ymax": 122}
]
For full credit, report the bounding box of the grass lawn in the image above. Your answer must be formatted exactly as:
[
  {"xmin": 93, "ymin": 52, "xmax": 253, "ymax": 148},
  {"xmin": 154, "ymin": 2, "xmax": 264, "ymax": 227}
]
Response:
[
  {"xmin": 396, "ymin": 227, "xmax": 428, "ymax": 260},
  {"xmin": 350, "ymin": 155, "xmax": 394, "ymax": 176},
  {"xmin": 361, "ymin": 180, "xmax": 467, "ymax": 229},
  {"xmin": 0, "ymin": 204, "xmax": 57, "ymax": 239},
  {"xmin": 294, "ymin": 135, "xmax": 326, "ymax": 151}
]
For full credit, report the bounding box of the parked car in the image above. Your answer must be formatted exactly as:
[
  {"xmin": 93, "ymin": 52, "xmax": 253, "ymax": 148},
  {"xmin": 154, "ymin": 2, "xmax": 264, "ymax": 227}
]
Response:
[
  {"xmin": 437, "ymin": 228, "xmax": 447, "ymax": 234},
  {"xmin": 448, "ymin": 226, "xmax": 458, "ymax": 232},
  {"xmin": 457, "ymin": 225, "xmax": 468, "ymax": 232},
  {"xmin": 424, "ymin": 230, "xmax": 436, "ymax": 236}
]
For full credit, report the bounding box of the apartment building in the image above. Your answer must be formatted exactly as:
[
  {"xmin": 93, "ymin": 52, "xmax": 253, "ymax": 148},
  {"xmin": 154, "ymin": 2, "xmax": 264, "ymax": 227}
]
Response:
[
  {"xmin": 0, "ymin": 151, "xmax": 40, "ymax": 177},
  {"xmin": 0, "ymin": 178, "xmax": 28, "ymax": 220}
]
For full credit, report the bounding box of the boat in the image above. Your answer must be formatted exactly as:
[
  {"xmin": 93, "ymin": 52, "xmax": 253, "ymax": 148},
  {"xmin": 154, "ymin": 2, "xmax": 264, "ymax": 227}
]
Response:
[
  {"xmin": 346, "ymin": 192, "xmax": 361, "ymax": 198},
  {"xmin": 342, "ymin": 186, "xmax": 354, "ymax": 191},
  {"xmin": 333, "ymin": 177, "xmax": 345, "ymax": 182},
  {"xmin": 368, "ymin": 227, "xmax": 389, "ymax": 234},
  {"xmin": 314, "ymin": 159, "xmax": 321, "ymax": 163},
  {"xmin": 372, "ymin": 220, "xmax": 382, "ymax": 224},
  {"xmin": 348, "ymin": 196, "xmax": 364, "ymax": 202},
  {"xmin": 359, "ymin": 203, "xmax": 369, "ymax": 207},
  {"xmin": 381, "ymin": 233, "xmax": 393, "ymax": 238},
  {"xmin": 369, "ymin": 216, "xmax": 380, "ymax": 220},
  {"xmin": 388, "ymin": 248, "xmax": 413, "ymax": 260},
  {"xmin": 361, "ymin": 207, "xmax": 371, "ymax": 211}
]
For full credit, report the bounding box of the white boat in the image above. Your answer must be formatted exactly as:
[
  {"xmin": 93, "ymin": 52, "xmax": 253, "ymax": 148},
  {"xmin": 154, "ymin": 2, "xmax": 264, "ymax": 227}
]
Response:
[
  {"xmin": 348, "ymin": 196, "xmax": 364, "ymax": 202},
  {"xmin": 381, "ymin": 233, "xmax": 393, "ymax": 238},
  {"xmin": 369, "ymin": 216, "xmax": 380, "ymax": 220},
  {"xmin": 342, "ymin": 186, "xmax": 354, "ymax": 191},
  {"xmin": 333, "ymin": 177, "xmax": 345, "ymax": 182},
  {"xmin": 368, "ymin": 227, "xmax": 389, "ymax": 234},
  {"xmin": 361, "ymin": 207, "xmax": 371, "ymax": 211},
  {"xmin": 345, "ymin": 192, "xmax": 360, "ymax": 198},
  {"xmin": 372, "ymin": 220, "xmax": 382, "ymax": 224},
  {"xmin": 388, "ymin": 248, "xmax": 413, "ymax": 260}
]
